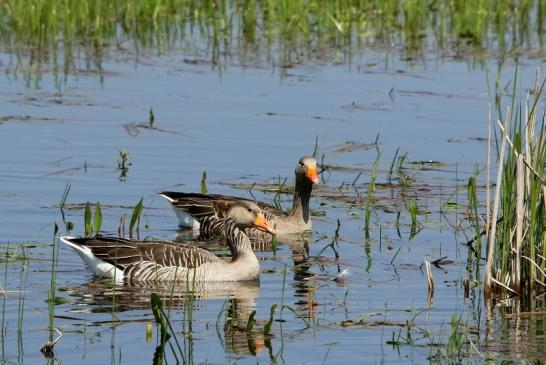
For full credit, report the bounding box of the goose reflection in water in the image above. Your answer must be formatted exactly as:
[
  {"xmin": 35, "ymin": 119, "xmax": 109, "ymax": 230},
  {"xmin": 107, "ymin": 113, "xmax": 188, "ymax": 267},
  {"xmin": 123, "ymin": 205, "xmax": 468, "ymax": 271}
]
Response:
[
  {"xmin": 66, "ymin": 278, "xmax": 260, "ymax": 313},
  {"xmin": 65, "ymin": 278, "xmax": 275, "ymax": 357}
]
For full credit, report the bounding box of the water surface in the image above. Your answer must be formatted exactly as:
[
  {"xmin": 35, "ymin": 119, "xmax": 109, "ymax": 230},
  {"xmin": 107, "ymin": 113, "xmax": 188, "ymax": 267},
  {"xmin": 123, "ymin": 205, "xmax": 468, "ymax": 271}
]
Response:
[{"xmin": 0, "ymin": 41, "xmax": 544, "ymax": 364}]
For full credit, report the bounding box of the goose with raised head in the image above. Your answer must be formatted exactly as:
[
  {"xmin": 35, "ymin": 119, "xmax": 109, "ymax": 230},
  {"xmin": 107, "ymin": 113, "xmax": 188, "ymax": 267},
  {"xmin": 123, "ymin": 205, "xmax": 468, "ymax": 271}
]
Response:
[
  {"xmin": 159, "ymin": 156, "xmax": 319, "ymax": 237},
  {"xmin": 61, "ymin": 201, "xmax": 275, "ymax": 282}
]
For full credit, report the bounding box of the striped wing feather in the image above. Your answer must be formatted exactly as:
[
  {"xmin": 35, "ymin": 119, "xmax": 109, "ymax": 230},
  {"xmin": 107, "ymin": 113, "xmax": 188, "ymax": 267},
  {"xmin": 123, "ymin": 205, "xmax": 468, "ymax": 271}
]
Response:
[
  {"xmin": 161, "ymin": 191, "xmax": 287, "ymax": 219},
  {"xmin": 72, "ymin": 236, "xmax": 221, "ymax": 270}
]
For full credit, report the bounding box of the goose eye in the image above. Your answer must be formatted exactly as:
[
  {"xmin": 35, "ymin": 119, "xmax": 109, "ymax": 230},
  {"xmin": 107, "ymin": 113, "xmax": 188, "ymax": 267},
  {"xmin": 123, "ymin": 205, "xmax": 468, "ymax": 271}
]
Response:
[{"xmin": 247, "ymin": 208, "xmax": 253, "ymax": 213}]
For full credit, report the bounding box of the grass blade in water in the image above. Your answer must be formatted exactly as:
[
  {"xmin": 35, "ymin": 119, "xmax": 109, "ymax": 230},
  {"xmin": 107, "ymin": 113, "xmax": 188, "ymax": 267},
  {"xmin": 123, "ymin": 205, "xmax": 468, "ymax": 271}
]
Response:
[
  {"xmin": 129, "ymin": 198, "xmax": 143, "ymax": 239},
  {"xmin": 84, "ymin": 202, "xmax": 93, "ymax": 237},
  {"xmin": 94, "ymin": 201, "xmax": 102, "ymax": 234}
]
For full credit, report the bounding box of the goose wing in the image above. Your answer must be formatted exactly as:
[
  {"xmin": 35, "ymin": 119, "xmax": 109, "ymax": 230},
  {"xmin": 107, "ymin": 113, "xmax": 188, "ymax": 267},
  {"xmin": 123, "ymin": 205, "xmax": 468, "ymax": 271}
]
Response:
[
  {"xmin": 67, "ymin": 236, "xmax": 222, "ymax": 270},
  {"xmin": 159, "ymin": 191, "xmax": 287, "ymax": 219}
]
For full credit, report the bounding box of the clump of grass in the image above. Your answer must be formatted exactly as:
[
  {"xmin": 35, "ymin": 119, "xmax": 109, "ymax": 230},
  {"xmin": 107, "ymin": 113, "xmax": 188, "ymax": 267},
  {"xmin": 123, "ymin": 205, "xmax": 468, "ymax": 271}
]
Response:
[
  {"xmin": 484, "ymin": 68, "xmax": 546, "ymax": 299},
  {"xmin": 407, "ymin": 200, "xmax": 421, "ymax": 240},
  {"xmin": 428, "ymin": 313, "xmax": 478, "ymax": 363}
]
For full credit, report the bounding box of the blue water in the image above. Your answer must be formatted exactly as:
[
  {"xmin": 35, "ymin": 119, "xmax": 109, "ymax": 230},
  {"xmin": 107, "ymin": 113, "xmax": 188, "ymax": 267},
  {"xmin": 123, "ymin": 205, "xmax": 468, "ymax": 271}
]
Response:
[{"xmin": 0, "ymin": 50, "xmax": 543, "ymax": 363}]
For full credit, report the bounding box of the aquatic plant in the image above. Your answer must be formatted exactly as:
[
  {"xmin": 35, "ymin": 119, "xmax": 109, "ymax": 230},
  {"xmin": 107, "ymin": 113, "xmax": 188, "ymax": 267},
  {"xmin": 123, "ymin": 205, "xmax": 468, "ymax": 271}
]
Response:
[
  {"xmin": 84, "ymin": 202, "xmax": 92, "ymax": 237},
  {"xmin": 83, "ymin": 201, "xmax": 102, "ymax": 237},
  {"xmin": 364, "ymin": 150, "xmax": 380, "ymax": 238},
  {"xmin": 200, "ymin": 171, "xmax": 208, "ymax": 194},
  {"xmin": 264, "ymin": 304, "xmax": 276, "ymax": 335},
  {"xmin": 129, "ymin": 198, "xmax": 144, "ymax": 239},
  {"xmin": 427, "ymin": 313, "xmax": 479, "ymax": 363},
  {"xmin": 44, "ymin": 224, "xmax": 60, "ymax": 356},
  {"xmin": 484, "ymin": 67, "xmax": 546, "ymax": 299},
  {"xmin": 117, "ymin": 148, "xmax": 131, "ymax": 182},
  {"xmin": 148, "ymin": 107, "xmax": 155, "ymax": 129},
  {"xmin": 58, "ymin": 183, "xmax": 74, "ymax": 232}
]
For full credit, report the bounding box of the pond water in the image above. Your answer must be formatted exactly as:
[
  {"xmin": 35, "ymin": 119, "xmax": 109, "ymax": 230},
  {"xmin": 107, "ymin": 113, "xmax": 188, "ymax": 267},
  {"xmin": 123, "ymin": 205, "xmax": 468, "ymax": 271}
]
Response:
[{"xmin": 0, "ymin": 41, "xmax": 545, "ymax": 364}]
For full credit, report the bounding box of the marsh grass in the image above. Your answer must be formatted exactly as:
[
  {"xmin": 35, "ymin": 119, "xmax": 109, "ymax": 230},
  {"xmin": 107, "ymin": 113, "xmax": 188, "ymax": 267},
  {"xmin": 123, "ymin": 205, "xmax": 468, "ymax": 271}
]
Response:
[
  {"xmin": 0, "ymin": 244, "xmax": 8, "ymax": 358},
  {"xmin": 466, "ymin": 176, "xmax": 482, "ymax": 276},
  {"xmin": 58, "ymin": 183, "xmax": 74, "ymax": 232},
  {"xmin": 1, "ymin": 0, "xmax": 544, "ymax": 80},
  {"xmin": 364, "ymin": 150, "xmax": 381, "ymax": 238},
  {"xmin": 46, "ymin": 224, "xmax": 59, "ymax": 343},
  {"xmin": 484, "ymin": 67, "xmax": 546, "ymax": 300},
  {"xmin": 426, "ymin": 313, "xmax": 479, "ymax": 363}
]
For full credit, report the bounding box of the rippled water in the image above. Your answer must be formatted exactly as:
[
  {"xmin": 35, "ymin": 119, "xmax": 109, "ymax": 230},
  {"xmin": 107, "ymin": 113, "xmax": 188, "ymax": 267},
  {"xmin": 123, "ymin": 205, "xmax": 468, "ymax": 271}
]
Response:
[{"xmin": 0, "ymin": 49, "xmax": 544, "ymax": 364}]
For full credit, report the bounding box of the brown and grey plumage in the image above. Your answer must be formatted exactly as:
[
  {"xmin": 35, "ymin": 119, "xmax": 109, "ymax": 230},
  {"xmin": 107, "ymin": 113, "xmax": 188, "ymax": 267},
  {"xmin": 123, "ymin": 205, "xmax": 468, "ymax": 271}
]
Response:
[
  {"xmin": 61, "ymin": 201, "xmax": 275, "ymax": 282},
  {"xmin": 159, "ymin": 156, "xmax": 319, "ymax": 237}
]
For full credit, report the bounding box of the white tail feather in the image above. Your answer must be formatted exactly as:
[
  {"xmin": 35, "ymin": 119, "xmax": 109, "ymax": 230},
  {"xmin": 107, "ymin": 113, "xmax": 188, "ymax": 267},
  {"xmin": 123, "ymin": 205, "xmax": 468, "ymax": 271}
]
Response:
[
  {"xmin": 60, "ymin": 236, "xmax": 124, "ymax": 282},
  {"xmin": 172, "ymin": 207, "xmax": 201, "ymax": 229},
  {"xmin": 158, "ymin": 193, "xmax": 176, "ymax": 203}
]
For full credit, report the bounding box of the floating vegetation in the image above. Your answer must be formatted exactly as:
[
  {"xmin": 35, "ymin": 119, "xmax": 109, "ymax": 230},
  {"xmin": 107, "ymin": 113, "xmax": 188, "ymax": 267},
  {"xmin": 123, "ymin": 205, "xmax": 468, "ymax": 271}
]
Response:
[
  {"xmin": 324, "ymin": 140, "xmax": 378, "ymax": 155},
  {"xmin": 122, "ymin": 108, "xmax": 189, "ymax": 138}
]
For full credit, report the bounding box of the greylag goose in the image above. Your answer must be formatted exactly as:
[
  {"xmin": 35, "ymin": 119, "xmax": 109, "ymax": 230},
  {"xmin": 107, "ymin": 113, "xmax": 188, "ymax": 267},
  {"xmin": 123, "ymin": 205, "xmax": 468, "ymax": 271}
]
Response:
[
  {"xmin": 159, "ymin": 156, "xmax": 319, "ymax": 237},
  {"xmin": 61, "ymin": 201, "xmax": 275, "ymax": 282}
]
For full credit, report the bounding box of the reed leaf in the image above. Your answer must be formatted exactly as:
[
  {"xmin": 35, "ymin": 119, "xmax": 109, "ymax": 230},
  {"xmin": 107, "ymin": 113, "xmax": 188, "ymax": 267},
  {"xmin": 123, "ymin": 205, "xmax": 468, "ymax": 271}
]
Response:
[
  {"xmin": 94, "ymin": 201, "xmax": 102, "ymax": 234},
  {"xmin": 129, "ymin": 198, "xmax": 144, "ymax": 239},
  {"xmin": 84, "ymin": 202, "xmax": 93, "ymax": 237}
]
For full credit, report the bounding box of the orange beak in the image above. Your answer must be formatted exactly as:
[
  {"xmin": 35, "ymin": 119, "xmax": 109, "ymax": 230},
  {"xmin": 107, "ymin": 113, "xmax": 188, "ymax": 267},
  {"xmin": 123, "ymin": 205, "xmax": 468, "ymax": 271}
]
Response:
[
  {"xmin": 305, "ymin": 165, "xmax": 319, "ymax": 184},
  {"xmin": 253, "ymin": 213, "xmax": 276, "ymax": 235}
]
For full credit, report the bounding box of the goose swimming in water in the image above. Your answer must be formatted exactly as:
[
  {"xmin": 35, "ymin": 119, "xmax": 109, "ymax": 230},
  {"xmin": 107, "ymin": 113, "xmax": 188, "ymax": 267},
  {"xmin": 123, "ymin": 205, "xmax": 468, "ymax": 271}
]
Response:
[
  {"xmin": 159, "ymin": 156, "xmax": 319, "ymax": 237},
  {"xmin": 61, "ymin": 201, "xmax": 275, "ymax": 282}
]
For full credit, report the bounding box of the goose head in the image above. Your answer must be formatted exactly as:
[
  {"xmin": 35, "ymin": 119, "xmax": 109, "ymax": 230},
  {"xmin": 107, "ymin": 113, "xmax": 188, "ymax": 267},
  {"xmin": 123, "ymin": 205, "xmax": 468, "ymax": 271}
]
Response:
[
  {"xmin": 295, "ymin": 156, "xmax": 319, "ymax": 184},
  {"xmin": 227, "ymin": 201, "xmax": 276, "ymax": 235}
]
